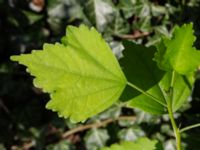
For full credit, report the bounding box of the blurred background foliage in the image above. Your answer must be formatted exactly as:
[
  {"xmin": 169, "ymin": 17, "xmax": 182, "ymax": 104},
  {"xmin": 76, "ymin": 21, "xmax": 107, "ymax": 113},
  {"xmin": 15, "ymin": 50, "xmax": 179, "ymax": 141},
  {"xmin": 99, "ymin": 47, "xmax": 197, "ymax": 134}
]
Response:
[{"xmin": 0, "ymin": 0, "xmax": 200, "ymax": 149}]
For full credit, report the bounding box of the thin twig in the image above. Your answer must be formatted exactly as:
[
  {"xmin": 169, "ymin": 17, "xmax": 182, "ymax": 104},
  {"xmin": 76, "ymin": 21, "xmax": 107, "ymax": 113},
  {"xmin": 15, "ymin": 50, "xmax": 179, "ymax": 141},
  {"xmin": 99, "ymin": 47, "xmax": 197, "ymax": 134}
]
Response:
[
  {"xmin": 127, "ymin": 82, "xmax": 166, "ymax": 107},
  {"xmin": 12, "ymin": 116, "xmax": 136, "ymax": 150},
  {"xmin": 180, "ymin": 123, "xmax": 200, "ymax": 133},
  {"xmin": 0, "ymin": 98, "xmax": 10, "ymax": 114},
  {"xmin": 116, "ymin": 32, "xmax": 150, "ymax": 39},
  {"xmin": 62, "ymin": 116, "xmax": 136, "ymax": 139}
]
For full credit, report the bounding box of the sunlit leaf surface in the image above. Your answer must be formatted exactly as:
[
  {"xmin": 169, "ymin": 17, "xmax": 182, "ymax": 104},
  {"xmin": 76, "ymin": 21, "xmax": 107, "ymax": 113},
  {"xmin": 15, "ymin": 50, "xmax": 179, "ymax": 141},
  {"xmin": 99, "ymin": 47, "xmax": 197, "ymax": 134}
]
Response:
[{"xmin": 11, "ymin": 25, "xmax": 126, "ymax": 122}]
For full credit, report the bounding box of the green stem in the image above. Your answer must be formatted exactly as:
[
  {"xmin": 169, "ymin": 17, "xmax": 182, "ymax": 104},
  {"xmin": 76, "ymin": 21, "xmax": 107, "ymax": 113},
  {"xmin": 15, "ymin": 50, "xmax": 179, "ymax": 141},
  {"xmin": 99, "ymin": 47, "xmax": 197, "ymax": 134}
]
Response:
[
  {"xmin": 170, "ymin": 71, "xmax": 176, "ymax": 87},
  {"xmin": 127, "ymin": 82, "xmax": 166, "ymax": 106},
  {"xmin": 167, "ymin": 104, "xmax": 181, "ymax": 150},
  {"xmin": 180, "ymin": 123, "xmax": 200, "ymax": 133},
  {"xmin": 167, "ymin": 71, "xmax": 181, "ymax": 150}
]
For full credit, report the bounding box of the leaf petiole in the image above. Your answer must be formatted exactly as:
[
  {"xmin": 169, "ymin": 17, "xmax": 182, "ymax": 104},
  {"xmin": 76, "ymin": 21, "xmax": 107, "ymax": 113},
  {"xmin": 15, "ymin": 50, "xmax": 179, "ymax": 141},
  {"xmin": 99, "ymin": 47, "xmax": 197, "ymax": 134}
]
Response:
[
  {"xmin": 167, "ymin": 70, "xmax": 181, "ymax": 150},
  {"xmin": 127, "ymin": 81, "xmax": 167, "ymax": 107},
  {"xmin": 180, "ymin": 123, "xmax": 200, "ymax": 133},
  {"xmin": 167, "ymin": 102, "xmax": 181, "ymax": 150}
]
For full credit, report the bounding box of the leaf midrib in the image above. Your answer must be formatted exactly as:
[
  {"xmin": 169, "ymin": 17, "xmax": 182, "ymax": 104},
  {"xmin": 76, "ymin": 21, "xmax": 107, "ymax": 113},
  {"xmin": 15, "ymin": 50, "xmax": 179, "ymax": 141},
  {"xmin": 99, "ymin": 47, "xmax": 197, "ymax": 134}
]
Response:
[
  {"xmin": 23, "ymin": 56, "xmax": 124, "ymax": 85},
  {"xmin": 67, "ymin": 28, "xmax": 124, "ymax": 81},
  {"xmin": 55, "ymin": 84, "xmax": 122, "ymax": 101},
  {"xmin": 73, "ymin": 86, "xmax": 123, "ymax": 119}
]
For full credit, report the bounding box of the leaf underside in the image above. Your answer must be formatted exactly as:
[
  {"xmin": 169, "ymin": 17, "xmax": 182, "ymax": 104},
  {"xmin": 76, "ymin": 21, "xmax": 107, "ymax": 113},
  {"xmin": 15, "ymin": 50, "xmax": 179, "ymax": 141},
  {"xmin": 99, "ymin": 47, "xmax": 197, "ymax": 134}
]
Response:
[
  {"xmin": 11, "ymin": 25, "xmax": 126, "ymax": 122},
  {"xmin": 101, "ymin": 137, "xmax": 158, "ymax": 150}
]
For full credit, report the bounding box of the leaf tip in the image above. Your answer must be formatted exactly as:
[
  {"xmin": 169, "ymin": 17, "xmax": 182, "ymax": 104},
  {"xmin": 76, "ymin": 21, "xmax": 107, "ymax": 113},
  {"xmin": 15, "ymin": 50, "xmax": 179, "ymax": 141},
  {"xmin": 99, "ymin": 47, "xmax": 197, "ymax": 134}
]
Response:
[{"xmin": 10, "ymin": 55, "xmax": 19, "ymax": 61}]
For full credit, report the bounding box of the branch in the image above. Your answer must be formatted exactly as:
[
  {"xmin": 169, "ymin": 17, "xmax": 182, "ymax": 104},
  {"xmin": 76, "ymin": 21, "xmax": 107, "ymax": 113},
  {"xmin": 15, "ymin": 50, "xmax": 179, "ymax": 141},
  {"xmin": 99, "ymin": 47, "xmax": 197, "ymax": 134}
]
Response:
[
  {"xmin": 12, "ymin": 116, "xmax": 136, "ymax": 150},
  {"xmin": 180, "ymin": 123, "xmax": 200, "ymax": 133},
  {"xmin": 115, "ymin": 32, "xmax": 150, "ymax": 40},
  {"xmin": 62, "ymin": 116, "xmax": 136, "ymax": 139}
]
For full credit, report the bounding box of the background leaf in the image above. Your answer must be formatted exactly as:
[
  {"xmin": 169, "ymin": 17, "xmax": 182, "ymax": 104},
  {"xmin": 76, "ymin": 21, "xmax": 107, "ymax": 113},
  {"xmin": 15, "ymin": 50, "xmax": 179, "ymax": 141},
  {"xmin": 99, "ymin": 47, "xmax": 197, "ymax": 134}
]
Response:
[
  {"xmin": 101, "ymin": 137, "xmax": 158, "ymax": 150},
  {"xmin": 84, "ymin": 128, "xmax": 109, "ymax": 150},
  {"xmin": 80, "ymin": 0, "xmax": 116, "ymax": 32},
  {"xmin": 46, "ymin": 140, "xmax": 75, "ymax": 150}
]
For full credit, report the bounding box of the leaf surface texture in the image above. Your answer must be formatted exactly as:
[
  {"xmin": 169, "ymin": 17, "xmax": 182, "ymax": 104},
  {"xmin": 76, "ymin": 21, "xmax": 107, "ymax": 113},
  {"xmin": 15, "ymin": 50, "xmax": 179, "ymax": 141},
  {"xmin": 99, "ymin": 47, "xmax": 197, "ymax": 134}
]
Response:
[
  {"xmin": 154, "ymin": 23, "xmax": 200, "ymax": 74},
  {"xmin": 11, "ymin": 25, "xmax": 126, "ymax": 122}
]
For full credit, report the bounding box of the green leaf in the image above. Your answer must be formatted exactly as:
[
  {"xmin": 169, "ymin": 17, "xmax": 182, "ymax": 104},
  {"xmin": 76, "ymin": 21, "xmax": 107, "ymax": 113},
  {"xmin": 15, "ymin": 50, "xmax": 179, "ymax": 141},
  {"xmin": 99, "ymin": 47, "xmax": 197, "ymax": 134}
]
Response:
[
  {"xmin": 46, "ymin": 140, "xmax": 75, "ymax": 150},
  {"xmin": 11, "ymin": 25, "xmax": 126, "ymax": 122},
  {"xmin": 159, "ymin": 72, "xmax": 194, "ymax": 112},
  {"xmin": 128, "ymin": 71, "xmax": 193, "ymax": 113},
  {"xmin": 120, "ymin": 41, "xmax": 166, "ymax": 114},
  {"xmin": 101, "ymin": 137, "xmax": 158, "ymax": 150},
  {"xmin": 47, "ymin": 0, "xmax": 83, "ymax": 34},
  {"xmin": 0, "ymin": 144, "xmax": 6, "ymax": 150},
  {"xmin": 80, "ymin": 0, "xmax": 130, "ymax": 36},
  {"xmin": 22, "ymin": 11, "xmax": 43, "ymax": 25},
  {"xmin": 80, "ymin": 0, "xmax": 116, "ymax": 32},
  {"xmin": 118, "ymin": 126, "xmax": 145, "ymax": 141},
  {"xmin": 116, "ymin": 0, "xmax": 135, "ymax": 19},
  {"xmin": 154, "ymin": 23, "xmax": 200, "ymax": 75},
  {"xmin": 132, "ymin": 2, "xmax": 152, "ymax": 32},
  {"xmin": 120, "ymin": 41, "xmax": 194, "ymax": 114},
  {"xmin": 84, "ymin": 128, "xmax": 109, "ymax": 150}
]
